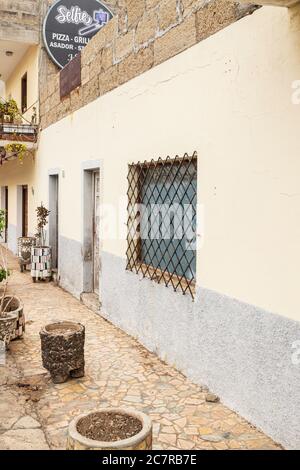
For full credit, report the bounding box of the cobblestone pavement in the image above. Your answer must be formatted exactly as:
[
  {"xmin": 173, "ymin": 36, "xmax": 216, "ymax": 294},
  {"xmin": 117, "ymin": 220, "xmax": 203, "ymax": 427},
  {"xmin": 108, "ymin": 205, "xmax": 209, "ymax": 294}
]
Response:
[{"xmin": 0, "ymin": 252, "xmax": 282, "ymax": 450}]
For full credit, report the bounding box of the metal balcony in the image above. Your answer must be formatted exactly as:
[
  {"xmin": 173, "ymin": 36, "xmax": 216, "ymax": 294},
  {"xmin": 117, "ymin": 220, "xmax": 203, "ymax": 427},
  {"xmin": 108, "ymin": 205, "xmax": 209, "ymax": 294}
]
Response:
[{"xmin": 0, "ymin": 123, "xmax": 38, "ymax": 144}]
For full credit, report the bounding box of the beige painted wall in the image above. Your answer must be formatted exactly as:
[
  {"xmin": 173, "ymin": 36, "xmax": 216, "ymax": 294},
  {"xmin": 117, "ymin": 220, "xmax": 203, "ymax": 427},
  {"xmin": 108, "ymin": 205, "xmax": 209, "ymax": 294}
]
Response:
[
  {"xmin": 34, "ymin": 6, "xmax": 300, "ymax": 321},
  {"xmin": 5, "ymin": 45, "xmax": 39, "ymax": 122},
  {"xmin": 0, "ymin": 157, "xmax": 36, "ymax": 230}
]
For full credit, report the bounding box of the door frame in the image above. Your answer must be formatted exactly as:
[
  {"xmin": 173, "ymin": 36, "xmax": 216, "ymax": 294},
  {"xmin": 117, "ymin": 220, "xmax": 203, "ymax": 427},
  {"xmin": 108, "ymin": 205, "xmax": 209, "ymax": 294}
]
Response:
[
  {"xmin": 22, "ymin": 185, "xmax": 28, "ymax": 237},
  {"xmin": 92, "ymin": 170, "xmax": 100, "ymax": 295},
  {"xmin": 49, "ymin": 172, "xmax": 59, "ymax": 269},
  {"xmin": 16, "ymin": 184, "xmax": 27, "ymax": 240},
  {"xmin": 82, "ymin": 161, "xmax": 101, "ymax": 296}
]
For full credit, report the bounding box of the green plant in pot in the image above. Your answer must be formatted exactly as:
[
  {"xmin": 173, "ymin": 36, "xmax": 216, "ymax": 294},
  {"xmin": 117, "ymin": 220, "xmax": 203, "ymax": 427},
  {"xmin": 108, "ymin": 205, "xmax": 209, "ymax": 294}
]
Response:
[
  {"xmin": 31, "ymin": 204, "xmax": 52, "ymax": 282},
  {"xmin": 35, "ymin": 204, "xmax": 51, "ymax": 247},
  {"xmin": 0, "ymin": 98, "xmax": 19, "ymax": 123},
  {"xmin": 0, "ymin": 210, "xmax": 20, "ymax": 349}
]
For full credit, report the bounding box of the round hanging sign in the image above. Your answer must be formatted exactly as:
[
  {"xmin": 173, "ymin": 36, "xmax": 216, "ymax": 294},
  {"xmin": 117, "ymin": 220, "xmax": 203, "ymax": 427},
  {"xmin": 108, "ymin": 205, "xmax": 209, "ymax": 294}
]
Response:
[{"xmin": 43, "ymin": 0, "xmax": 114, "ymax": 69}]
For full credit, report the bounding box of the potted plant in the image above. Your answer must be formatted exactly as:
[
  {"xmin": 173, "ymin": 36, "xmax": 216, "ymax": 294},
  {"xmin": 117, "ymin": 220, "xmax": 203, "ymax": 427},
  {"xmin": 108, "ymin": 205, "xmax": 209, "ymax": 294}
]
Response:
[
  {"xmin": 0, "ymin": 210, "xmax": 23, "ymax": 348},
  {"xmin": 31, "ymin": 204, "xmax": 52, "ymax": 282},
  {"xmin": 67, "ymin": 408, "xmax": 152, "ymax": 451},
  {"xmin": 0, "ymin": 100, "xmax": 5, "ymax": 123},
  {"xmin": 0, "ymin": 98, "xmax": 19, "ymax": 123}
]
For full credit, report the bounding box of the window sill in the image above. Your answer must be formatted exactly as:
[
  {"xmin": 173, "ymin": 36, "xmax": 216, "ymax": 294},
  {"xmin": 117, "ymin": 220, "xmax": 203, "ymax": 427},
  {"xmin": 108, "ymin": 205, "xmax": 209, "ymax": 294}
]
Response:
[{"xmin": 127, "ymin": 262, "xmax": 196, "ymax": 299}]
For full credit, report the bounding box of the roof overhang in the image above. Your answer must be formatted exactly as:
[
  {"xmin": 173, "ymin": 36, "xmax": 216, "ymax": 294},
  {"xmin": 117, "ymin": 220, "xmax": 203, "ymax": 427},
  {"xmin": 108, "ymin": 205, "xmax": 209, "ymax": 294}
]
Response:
[{"xmin": 0, "ymin": 40, "xmax": 31, "ymax": 81}]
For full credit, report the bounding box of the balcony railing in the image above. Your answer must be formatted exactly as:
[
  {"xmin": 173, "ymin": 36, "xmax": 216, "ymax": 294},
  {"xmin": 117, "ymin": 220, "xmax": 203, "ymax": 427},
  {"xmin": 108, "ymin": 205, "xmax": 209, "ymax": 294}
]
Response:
[{"xmin": 0, "ymin": 123, "xmax": 38, "ymax": 143}]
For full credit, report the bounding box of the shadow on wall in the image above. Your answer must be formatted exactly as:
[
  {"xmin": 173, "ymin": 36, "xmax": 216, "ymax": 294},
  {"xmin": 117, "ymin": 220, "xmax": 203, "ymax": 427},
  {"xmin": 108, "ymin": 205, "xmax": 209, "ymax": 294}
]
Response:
[{"xmin": 290, "ymin": 3, "xmax": 300, "ymax": 31}]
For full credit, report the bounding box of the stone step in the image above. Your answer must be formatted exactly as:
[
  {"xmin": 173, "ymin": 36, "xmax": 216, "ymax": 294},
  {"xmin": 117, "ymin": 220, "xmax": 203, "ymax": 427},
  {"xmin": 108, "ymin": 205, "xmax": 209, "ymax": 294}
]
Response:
[{"xmin": 80, "ymin": 293, "xmax": 101, "ymax": 314}]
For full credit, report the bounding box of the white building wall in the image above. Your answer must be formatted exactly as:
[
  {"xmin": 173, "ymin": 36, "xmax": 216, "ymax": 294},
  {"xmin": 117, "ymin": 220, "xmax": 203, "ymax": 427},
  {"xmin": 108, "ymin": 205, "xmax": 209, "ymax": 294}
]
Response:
[
  {"xmin": 37, "ymin": 5, "xmax": 300, "ymax": 322},
  {"xmin": 22, "ymin": 5, "xmax": 300, "ymax": 448}
]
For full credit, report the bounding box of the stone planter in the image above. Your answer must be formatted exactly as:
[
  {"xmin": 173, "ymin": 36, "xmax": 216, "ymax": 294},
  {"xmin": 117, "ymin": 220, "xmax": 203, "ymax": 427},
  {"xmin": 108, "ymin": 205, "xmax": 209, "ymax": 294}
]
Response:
[
  {"xmin": 67, "ymin": 408, "xmax": 152, "ymax": 450},
  {"xmin": 18, "ymin": 237, "xmax": 36, "ymax": 272},
  {"xmin": 0, "ymin": 312, "xmax": 18, "ymax": 349},
  {"xmin": 40, "ymin": 322, "xmax": 85, "ymax": 383},
  {"xmin": 1, "ymin": 296, "xmax": 25, "ymax": 341},
  {"xmin": 31, "ymin": 246, "xmax": 52, "ymax": 282},
  {"xmin": 0, "ymin": 295, "xmax": 25, "ymax": 344}
]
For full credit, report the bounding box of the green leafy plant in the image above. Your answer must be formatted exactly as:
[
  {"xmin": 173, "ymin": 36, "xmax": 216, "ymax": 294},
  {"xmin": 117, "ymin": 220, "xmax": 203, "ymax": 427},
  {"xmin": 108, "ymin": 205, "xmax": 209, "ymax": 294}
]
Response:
[
  {"xmin": 0, "ymin": 98, "xmax": 19, "ymax": 123},
  {"xmin": 0, "ymin": 101, "xmax": 5, "ymax": 121},
  {"xmin": 0, "ymin": 209, "xmax": 11, "ymax": 317},
  {"xmin": 0, "ymin": 209, "xmax": 5, "ymax": 235},
  {"xmin": 4, "ymin": 142, "xmax": 32, "ymax": 163},
  {"xmin": 0, "ymin": 267, "xmax": 9, "ymax": 283},
  {"xmin": 35, "ymin": 204, "xmax": 51, "ymax": 247}
]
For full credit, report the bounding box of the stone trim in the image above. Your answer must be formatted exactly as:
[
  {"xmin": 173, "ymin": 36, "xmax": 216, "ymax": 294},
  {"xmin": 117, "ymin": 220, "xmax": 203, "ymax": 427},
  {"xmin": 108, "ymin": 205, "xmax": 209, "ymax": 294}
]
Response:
[{"xmin": 40, "ymin": 0, "xmax": 259, "ymax": 130}]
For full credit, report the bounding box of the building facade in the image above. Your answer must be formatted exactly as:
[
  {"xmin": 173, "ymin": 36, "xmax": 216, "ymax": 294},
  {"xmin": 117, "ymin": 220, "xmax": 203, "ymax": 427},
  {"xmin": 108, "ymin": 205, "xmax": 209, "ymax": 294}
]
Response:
[{"xmin": 0, "ymin": 0, "xmax": 300, "ymax": 449}]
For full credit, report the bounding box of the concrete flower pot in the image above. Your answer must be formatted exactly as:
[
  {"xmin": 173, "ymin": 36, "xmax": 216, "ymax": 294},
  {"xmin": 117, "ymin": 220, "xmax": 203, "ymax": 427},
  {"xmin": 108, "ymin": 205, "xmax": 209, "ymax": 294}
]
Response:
[
  {"xmin": 67, "ymin": 408, "xmax": 152, "ymax": 450},
  {"xmin": 40, "ymin": 321, "xmax": 85, "ymax": 383},
  {"xmin": 1, "ymin": 296, "xmax": 25, "ymax": 341},
  {"xmin": 31, "ymin": 246, "xmax": 52, "ymax": 282},
  {"xmin": 0, "ymin": 311, "xmax": 18, "ymax": 349},
  {"xmin": 18, "ymin": 237, "xmax": 36, "ymax": 272}
]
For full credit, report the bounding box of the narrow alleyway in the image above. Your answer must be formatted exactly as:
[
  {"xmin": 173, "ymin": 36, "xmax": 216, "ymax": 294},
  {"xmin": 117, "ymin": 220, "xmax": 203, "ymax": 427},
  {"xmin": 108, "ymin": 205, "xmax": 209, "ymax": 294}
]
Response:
[{"xmin": 0, "ymin": 251, "xmax": 281, "ymax": 450}]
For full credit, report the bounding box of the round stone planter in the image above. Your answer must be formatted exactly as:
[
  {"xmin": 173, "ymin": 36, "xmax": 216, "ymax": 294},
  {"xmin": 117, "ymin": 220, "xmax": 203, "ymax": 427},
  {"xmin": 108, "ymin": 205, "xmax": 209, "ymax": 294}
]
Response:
[
  {"xmin": 67, "ymin": 408, "xmax": 152, "ymax": 450},
  {"xmin": 1, "ymin": 296, "xmax": 25, "ymax": 341},
  {"xmin": 0, "ymin": 311, "xmax": 18, "ymax": 349},
  {"xmin": 40, "ymin": 322, "xmax": 85, "ymax": 384}
]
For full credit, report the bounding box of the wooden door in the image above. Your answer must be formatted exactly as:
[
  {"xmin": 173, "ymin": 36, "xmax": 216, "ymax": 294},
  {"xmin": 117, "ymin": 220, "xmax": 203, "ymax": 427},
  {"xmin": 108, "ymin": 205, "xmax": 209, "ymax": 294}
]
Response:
[
  {"xmin": 93, "ymin": 171, "xmax": 100, "ymax": 295},
  {"xmin": 22, "ymin": 185, "xmax": 28, "ymax": 237},
  {"xmin": 49, "ymin": 175, "xmax": 59, "ymax": 269}
]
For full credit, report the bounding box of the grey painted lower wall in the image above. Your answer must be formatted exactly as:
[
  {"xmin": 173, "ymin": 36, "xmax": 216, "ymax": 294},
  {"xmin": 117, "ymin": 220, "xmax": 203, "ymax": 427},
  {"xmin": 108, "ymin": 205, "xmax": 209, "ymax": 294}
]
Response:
[
  {"xmin": 100, "ymin": 250, "xmax": 300, "ymax": 450},
  {"xmin": 7, "ymin": 224, "xmax": 17, "ymax": 254},
  {"xmin": 58, "ymin": 236, "xmax": 83, "ymax": 299}
]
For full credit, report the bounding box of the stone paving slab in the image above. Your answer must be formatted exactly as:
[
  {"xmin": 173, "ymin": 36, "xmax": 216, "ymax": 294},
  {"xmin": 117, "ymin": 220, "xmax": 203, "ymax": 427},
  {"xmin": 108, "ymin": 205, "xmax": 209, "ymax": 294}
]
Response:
[{"xmin": 0, "ymin": 251, "xmax": 282, "ymax": 450}]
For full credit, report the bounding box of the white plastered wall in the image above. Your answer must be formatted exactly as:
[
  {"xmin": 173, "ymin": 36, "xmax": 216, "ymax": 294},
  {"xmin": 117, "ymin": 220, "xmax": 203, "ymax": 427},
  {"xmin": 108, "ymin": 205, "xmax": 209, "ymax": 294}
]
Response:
[
  {"xmin": 5, "ymin": 45, "xmax": 39, "ymax": 122},
  {"xmin": 0, "ymin": 157, "xmax": 36, "ymax": 231},
  {"xmin": 35, "ymin": 5, "xmax": 300, "ymax": 322}
]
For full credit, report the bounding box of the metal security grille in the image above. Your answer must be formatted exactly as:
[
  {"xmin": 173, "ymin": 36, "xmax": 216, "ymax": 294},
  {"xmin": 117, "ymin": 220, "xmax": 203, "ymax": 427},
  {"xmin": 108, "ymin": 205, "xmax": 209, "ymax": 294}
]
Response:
[{"xmin": 126, "ymin": 152, "xmax": 197, "ymax": 298}]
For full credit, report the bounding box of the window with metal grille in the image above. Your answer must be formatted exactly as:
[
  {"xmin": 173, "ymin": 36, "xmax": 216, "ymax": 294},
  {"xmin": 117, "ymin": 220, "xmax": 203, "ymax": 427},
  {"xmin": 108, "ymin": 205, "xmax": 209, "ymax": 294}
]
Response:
[{"xmin": 126, "ymin": 152, "xmax": 197, "ymax": 298}]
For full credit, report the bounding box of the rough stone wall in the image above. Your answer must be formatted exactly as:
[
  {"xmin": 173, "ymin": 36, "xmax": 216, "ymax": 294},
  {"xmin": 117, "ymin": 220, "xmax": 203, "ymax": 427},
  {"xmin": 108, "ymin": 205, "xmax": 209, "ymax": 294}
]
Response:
[
  {"xmin": 39, "ymin": 0, "xmax": 259, "ymax": 130},
  {"xmin": 0, "ymin": 0, "xmax": 40, "ymax": 43}
]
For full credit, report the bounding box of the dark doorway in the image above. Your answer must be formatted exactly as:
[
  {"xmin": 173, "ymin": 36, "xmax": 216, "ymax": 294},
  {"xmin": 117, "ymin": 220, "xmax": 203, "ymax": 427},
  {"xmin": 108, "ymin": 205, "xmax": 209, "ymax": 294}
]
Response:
[
  {"xmin": 21, "ymin": 73, "xmax": 27, "ymax": 114},
  {"xmin": 22, "ymin": 185, "xmax": 28, "ymax": 237},
  {"xmin": 49, "ymin": 175, "xmax": 59, "ymax": 269}
]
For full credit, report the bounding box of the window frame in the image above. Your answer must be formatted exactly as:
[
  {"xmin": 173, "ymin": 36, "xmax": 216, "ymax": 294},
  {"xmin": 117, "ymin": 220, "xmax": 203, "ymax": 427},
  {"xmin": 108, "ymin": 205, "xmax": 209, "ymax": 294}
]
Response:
[{"xmin": 126, "ymin": 152, "xmax": 197, "ymax": 298}]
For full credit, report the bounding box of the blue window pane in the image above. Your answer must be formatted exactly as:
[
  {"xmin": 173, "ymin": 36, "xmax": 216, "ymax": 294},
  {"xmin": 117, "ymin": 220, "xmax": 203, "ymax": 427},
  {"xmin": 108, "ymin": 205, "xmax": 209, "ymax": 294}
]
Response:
[{"xmin": 140, "ymin": 163, "xmax": 197, "ymax": 281}]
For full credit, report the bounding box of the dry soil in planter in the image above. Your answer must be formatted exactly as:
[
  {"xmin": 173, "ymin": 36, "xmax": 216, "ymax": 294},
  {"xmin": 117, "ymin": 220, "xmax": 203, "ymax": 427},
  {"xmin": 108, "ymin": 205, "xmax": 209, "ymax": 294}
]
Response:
[
  {"xmin": 68, "ymin": 408, "xmax": 152, "ymax": 450},
  {"xmin": 77, "ymin": 411, "xmax": 143, "ymax": 442}
]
